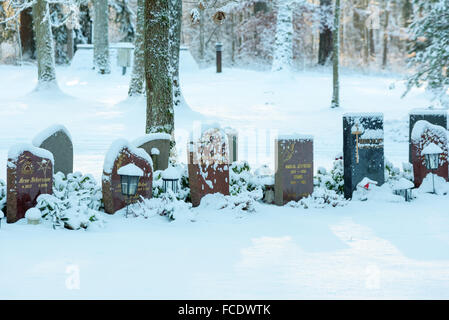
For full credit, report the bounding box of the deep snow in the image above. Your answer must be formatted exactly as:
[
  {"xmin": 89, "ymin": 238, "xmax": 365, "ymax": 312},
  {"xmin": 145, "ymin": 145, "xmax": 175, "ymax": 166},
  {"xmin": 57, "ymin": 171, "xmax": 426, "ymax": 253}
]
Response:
[{"xmin": 0, "ymin": 51, "xmax": 449, "ymax": 299}]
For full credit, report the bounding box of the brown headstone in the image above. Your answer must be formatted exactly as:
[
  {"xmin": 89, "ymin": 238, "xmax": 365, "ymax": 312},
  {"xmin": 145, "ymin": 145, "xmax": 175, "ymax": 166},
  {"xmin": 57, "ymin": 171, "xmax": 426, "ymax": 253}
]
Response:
[
  {"xmin": 275, "ymin": 136, "xmax": 314, "ymax": 206},
  {"xmin": 411, "ymin": 120, "xmax": 448, "ymax": 187},
  {"xmin": 133, "ymin": 133, "xmax": 171, "ymax": 172},
  {"xmin": 102, "ymin": 140, "xmax": 153, "ymax": 214},
  {"xmin": 188, "ymin": 128, "xmax": 230, "ymax": 207},
  {"xmin": 7, "ymin": 144, "xmax": 53, "ymax": 223}
]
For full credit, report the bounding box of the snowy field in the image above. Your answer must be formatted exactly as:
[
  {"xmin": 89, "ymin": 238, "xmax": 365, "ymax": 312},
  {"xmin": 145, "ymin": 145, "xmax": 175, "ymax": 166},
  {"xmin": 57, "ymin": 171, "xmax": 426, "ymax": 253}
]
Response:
[{"xmin": 1, "ymin": 52, "xmax": 449, "ymax": 299}]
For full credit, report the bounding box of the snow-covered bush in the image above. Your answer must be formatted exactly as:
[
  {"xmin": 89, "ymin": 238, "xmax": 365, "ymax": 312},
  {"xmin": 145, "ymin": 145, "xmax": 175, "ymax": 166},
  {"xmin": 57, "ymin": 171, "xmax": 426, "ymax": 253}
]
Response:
[
  {"xmin": 384, "ymin": 160, "xmax": 414, "ymax": 185},
  {"xmin": 34, "ymin": 171, "xmax": 104, "ymax": 230},
  {"xmin": 287, "ymin": 188, "xmax": 348, "ymax": 209},
  {"xmin": 0, "ymin": 179, "xmax": 6, "ymax": 212},
  {"xmin": 127, "ymin": 191, "xmax": 192, "ymax": 221},
  {"xmin": 230, "ymin": 161, "xmax": 265, "ymax": 196},
  {"xmin": 314, "ymin": 155, "xmax": 344, "ymax": 194},
  {"xmin": 199, "ymin": 189, "xmax": 263, "ymax": 213}
]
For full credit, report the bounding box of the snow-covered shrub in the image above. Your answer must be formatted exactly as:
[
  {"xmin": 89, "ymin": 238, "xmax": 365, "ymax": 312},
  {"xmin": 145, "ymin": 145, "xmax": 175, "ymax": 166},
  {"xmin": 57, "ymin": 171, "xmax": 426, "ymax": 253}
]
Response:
[
  {"xmin": 230, "ymin": 161, "xmax": 265, "ymax": 196},
  {"xmin": 34, "ymin": 171, "xmax": 104, "ymax": 230},
  {"xmin": 0, "ymin": 179, "xmax": 6, "ymax": 212},
  {"xmin": 128, "ymin": 191, "xmax": 192, "ymax": 221},
  {"xmin": 314, "ymin": 155, "xmax": 344, "ymax": 194},
  {"xmin": 384, "ymin": 160, "xmax": 414, "ymax": 185},
  {"xmin": 199, "ymin": 189, "xmax": 263, "ymax": 213},
  {"xmin": 287, "ymin": 188, "xmax": 348, "ymax": 209}
]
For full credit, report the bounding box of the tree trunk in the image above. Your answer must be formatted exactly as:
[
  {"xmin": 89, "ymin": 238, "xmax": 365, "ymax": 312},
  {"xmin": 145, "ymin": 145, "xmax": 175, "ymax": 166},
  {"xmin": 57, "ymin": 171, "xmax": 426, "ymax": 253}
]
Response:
[
  {"xmin": 331, "ymin": 0, "xmax": 340, "ymax": 108},
  {"xmin": 32, "ymin": 0, "xmax": 57, "ymax": 90},
  {"xmin": 93, "ymin": 0, "xmax": 110, "ymax": 74},
  {"xmin": 67, "ymin": 26, "xmax": 74, "ymax": 61},
  {"xmin": 128, "ymin": 0, "xmax": 145, "ymax": 96},
  {"xmin": 199, "ymin": 8, "xmax": 205, "ymax": 61},
  {"xmin": 382, "ymin": 3, "xmax": 390, "ymax": 69},
  {"xmin": 170, "ymin": 0, "xmax": 182, "ymax": 107},
  {"xmin": 145, "ymin": 0, "xmax": 174, "ymax": 135},
  {"xmin": 272, "ymin": 0, "xmax": 293, "ymax": 72},
  {"xmin": 318, "ymin": 0, "xmax": 333, "ymax": 65}
]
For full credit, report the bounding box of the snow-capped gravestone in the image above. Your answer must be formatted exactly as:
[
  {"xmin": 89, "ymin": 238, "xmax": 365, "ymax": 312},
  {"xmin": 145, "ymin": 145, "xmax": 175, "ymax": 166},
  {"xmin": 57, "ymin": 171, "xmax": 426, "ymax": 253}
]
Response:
[
  {"xmin": 343, "ymin": 113, "xmax": 385, "ymax": 199},
  {"xmin": 409, "ymin": 109, "xmax": 447, "ymax": 162},
  {"xmin": 7, "ymin": 144, "xmax": 53, "ymax": 223},
  {"xmin": 188, "ymin": 127, "xmax": 230, "ymax": 207},
  {"xmin": 133, "ymin": 133, "xmax": 171, "ymax": 172},
  {"xmin": 411, "ymin": 120, "xmax": 448, "ymax": 187},
  {"xmin": 102, "ymin": 139, "xmax": 153, "ymax": 214},
  {"xmin": 274, "ymin": 135, "xmax": 313, "ymax": 205},
  {"xmin": 32, "ymin": 124, "xmax": 73, "ymax": 175},
  {"xmin": 224, "ymin": 127, "xmax": 238, "ymax": 163}
]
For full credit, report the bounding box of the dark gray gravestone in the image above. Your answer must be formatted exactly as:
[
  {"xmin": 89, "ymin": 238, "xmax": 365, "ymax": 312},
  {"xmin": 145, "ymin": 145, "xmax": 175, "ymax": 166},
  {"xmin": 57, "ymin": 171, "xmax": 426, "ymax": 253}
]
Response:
[
  {"xmin": 343, "ymin": 113, "xmax": 384, "ymax": 199},
  {"xmin": 133, "ymin": 133, "xmax": 171, "ymax": 172},
  {"xmin": 224, "ymin": 128, "xmax": 238, "ymax": 163},
  {"xmin": 32, "ymin": 125, "xmax": 73, "ymax": 175},
  {"xmin": 409, "ymin": 109, "xmax": 447, "ymax": 162},
  {"xmin": 275, "ymin": 136, "xmax": 313, "ymax": 206}
]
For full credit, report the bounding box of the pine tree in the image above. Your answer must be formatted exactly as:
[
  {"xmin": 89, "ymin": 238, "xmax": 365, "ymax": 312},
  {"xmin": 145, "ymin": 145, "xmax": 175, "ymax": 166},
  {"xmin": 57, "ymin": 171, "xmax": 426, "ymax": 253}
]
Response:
[
  {"xmin": 94, "ymin": 0, "xmax": 110, "ymax": 74},
  {"xmin": 405, "ymin": 0, "xmax": 449, "ymax": 107},
  {"xmin": 331, "ymin": 0, "xmax": 340, "ymax": 108},
  {"xmin": 145, "ymin": 0, "xmax": 174, "ymax": 135},
  {"xmin": 128, "ymin": 0, "xmax": 145, "ymax": 96}
]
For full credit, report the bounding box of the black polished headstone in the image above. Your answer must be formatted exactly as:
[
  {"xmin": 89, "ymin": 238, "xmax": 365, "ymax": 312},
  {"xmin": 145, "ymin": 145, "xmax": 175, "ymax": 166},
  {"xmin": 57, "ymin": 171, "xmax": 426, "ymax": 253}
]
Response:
[
  {"xmin": 343, "ymin": 113, "xmax": 385, "ymax": 199},
  {"xmin": 409, "ymin": 109, "xmax": 447, "ymax": 163}
]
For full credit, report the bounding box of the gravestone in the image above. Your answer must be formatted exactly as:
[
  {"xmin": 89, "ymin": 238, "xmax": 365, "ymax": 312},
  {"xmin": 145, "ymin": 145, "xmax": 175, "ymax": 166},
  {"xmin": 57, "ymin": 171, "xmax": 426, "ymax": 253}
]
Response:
[
  {"xmin": 224, "ymin": 127, "xmax": 238, "ymax": 163},
  {"xmin": 343, "ymin": 113, "xmax": 385, "ymax": 199},
  {"xmin": 7, "ymin": 144, "xmax": 53, "ymax": 223},
  {"xmin": 102, "ymin": 139, "xmax": 153, "ymax": 214},
  {"xmin": 274, "ymin": 135, "xmax": 314, "ymax": 206},
  {"xmin": 409, "ymin": 109, "xmax": 447, "ymax": 162},
  {"xmin": 411, "ymin": 120, "xmax": 448, "ymax": 187},
  {"xmin": 188, "ymin": 127, "xmax": 230, "ymax": 207},
  {"xmin": 32, "ymin": 124, "xmax": 73, "ymax": 175},
  {"xmin": 133, "ymin": 133, "xmax": 171, "ymax": 172}
]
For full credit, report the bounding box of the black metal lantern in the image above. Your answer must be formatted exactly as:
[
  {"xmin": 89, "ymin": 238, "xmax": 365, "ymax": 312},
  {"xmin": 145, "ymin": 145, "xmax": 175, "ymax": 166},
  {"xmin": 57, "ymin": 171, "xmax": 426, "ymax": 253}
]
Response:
[
  {"xmin": 162, "ymin": 166, "xmax": 180, "ymax": 194},
  {"xmin": 118, "ymin": 164, "xmax": 143, "ymax": 217},
  {"xmin": 422, "ymin": 143, "xmax": 443, "ymax": 194},
  {"xmin": 393, "ymin": 178, "xmax": 414, "ymax": 202}
]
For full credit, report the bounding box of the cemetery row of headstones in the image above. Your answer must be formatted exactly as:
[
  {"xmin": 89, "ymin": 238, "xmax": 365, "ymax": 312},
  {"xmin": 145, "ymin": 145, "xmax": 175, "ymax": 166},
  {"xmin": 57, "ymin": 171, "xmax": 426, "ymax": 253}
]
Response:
[{"xmin": 4, "ymin": 109, "xmax": 449, "ymax": 223}]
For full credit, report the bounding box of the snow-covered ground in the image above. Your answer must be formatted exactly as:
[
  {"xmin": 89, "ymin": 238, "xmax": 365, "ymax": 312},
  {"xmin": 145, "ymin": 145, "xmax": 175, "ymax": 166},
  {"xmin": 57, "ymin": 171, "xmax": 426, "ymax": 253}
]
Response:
[{"xmin": 1, "ymin": 52, "xmax": 448, "ymax": 299}]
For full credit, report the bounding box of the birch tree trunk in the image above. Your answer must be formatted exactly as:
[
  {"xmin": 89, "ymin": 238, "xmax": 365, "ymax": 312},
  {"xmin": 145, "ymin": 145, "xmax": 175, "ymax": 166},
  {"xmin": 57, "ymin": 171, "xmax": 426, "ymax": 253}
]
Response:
[
  {"xmin": 128, "ymin": 0, "xmax": 145, "ymax": 96},
  {"xmin": 145, "ymin": 0, "xmax": 174, "ymax": 135},
  {"xmin": 94, "ymin": 0, "xmax": 110, "ymax": 74},
  {"xmin": 331, "ymin": 0, "xmax": 340, "ymax": 108},
  {"xmin": 169, "ymin": 0, "xmax": 182, "ymax": 107},
  {"xmin": 33, "ymin": 0, "xmax": 57, "ymax": 90}
]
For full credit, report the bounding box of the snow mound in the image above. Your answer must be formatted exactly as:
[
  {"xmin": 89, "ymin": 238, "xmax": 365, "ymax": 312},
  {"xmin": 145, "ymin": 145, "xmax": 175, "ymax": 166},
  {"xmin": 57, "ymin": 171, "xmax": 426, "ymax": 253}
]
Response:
[
  {"xmin": 162, "ymin": 166, "xmax": 181, "ymax": 180},
  {"xmin": 117, "ymin": 163, "xmax": 144, "ymax": 177},
  {"xmin": 411, "ymin": 120, "xmax": 447, "ymax": 143},
  {"xmin": 392, "ymin": 178, "xmax": 414, "ymax": 191},
  {"xmin": 32, "ymin": 124, "xmax": 72, "ymax": 147},
  {"xmin": 417, "ymin": 173, "xmax": 449, "ymax": 195},
  {"xmin": 25, "ymin": 208, "xmax": 41, "ymax": 220}
]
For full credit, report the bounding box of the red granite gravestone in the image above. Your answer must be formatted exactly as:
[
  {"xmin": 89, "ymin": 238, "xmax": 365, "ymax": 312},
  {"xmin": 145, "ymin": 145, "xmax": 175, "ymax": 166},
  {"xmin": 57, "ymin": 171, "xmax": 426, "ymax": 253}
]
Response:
[
  {"xmin": 7, "ymin": 145, "xmax": 53, "ymax": 223},
  {"xmin": 274, "ymin": 136, "xmax": 314, "ymax": 205},
  {"xmin": 188, "ymin": 128, "xmax": 230, "ymax": 207},
  {"xmin": 411, "ymin": 120, "xmax": 448, "ymax": 187},
  {"xmin": 102, "ymin": 140, "xmax": 153, "ymax": 214}
]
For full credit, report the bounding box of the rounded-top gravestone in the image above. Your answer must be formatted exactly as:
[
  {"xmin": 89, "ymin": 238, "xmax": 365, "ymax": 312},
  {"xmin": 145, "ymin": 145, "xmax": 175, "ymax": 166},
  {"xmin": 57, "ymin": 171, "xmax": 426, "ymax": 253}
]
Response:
[
  {"xmin": 7, "ymin": 144, "xmax": 53, "ymax": 223},
  {"xmin": 188, "ymin": 126, "xmax": 230, "ymax": 207},
  {"xmin": 102, "ymin": 139, "xmax": 153, "ymax": 214},
  {"xmin": 32, "ymin": 124, "xmax": 73, "ymax": 175},
  {"xmin": 133, "ymin": 133, "xmax": 171, "ymax": 172}
]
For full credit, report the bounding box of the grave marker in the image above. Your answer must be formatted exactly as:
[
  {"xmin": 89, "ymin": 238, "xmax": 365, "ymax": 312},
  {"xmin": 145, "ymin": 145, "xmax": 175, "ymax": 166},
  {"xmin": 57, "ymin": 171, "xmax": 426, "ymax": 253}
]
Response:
[
  {"xmin": 410, "ymin": 120, "xmax": 448, "ymax": 187},
  {"xmin": 188, "ymin": 127, "xmax": 230, "ymax": 207},
  {"xmin": 102, "ymin": 139, "xmax": 153, "ymax": 214},
  {"xmin": 133, "ymin": 133, "xmax": 171, "ymax": 172},
  {"xmin": 32, "ymin": 124, "xmax": 73, "ymax": 175},
  {"xmin": 7, "ymin": 144, "xmax": 53, "ymax": 223},
  {"xmin": 343, "ymin": 113, "xmax": 385, "ymax": 199},
  {"xmin": 274, "ymin": 135, "xmax": 314, "ymax": 205},
  {"xmin": 409, "ymin": 109, "xmax": 447, "ymax": 162}
]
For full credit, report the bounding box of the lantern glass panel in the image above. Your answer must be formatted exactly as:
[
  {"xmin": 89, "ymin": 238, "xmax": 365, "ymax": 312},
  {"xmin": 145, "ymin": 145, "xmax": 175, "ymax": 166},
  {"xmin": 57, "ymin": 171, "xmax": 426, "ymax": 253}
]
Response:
[
  {"xmin": 128, "ymin": 176, "xmax": 140, "ymax": 196},
  {"xmin": 121, "ymin": 175, "xmax": 129, "ymax": 195},
  {"xmin": 425, "ymin": 153, "xmax": 440, "ymax": 170}
]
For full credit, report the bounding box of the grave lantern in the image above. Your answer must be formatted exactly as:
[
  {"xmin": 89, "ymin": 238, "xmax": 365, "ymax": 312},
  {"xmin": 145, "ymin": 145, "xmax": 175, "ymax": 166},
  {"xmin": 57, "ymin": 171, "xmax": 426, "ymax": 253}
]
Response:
[
  {"xmin": 422, "ymin": 142, "xmax": 443, "ymax": 194},
  {"xmin": 118, "ymin": 163, "xmax": 143, "ymax": 217},
  {"xmin": 393, "ymin": 178, "xmax": 414, "ymax": 202},
  {"xmin": 162, "ymin": 166, "xmax": 180, "ymax": 194}
]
